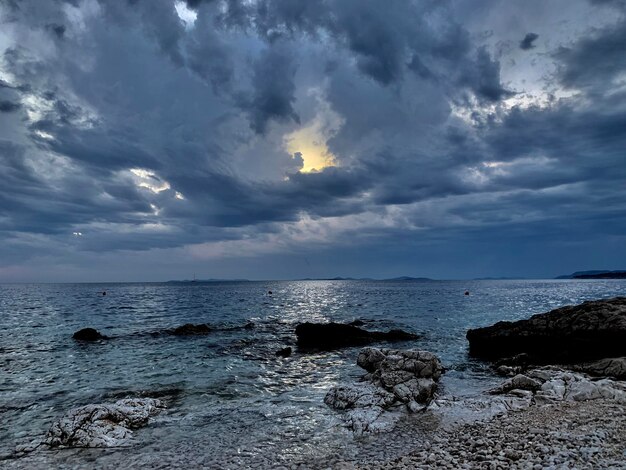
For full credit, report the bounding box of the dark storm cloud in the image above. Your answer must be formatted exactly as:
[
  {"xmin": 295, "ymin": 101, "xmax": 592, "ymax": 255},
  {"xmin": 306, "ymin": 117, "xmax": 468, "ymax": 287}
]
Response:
[
  {"xmin": 46, "ymin": 23, "xmax": 66, "ymax": 38},
  {"xmin": 555, "ymin": 18, "xmax": 626, "ymax": 92},
  {"xmin": 0, "ymin": 100, "xmax": 21, "ymax": 112},
  {"xmin": 243, "ymin": 44, "xmax": 300, "ymax": 134},
  {"xmin": 519, "ymin": 33, "xmax": 539, "ymax": 50},
  {"xmin": 461, "ymin": 47, "xmax": 514, "ymax": 102},
  {"xmin": 0, "ymin": 0, "xmax": 625, "ymax": 280}
]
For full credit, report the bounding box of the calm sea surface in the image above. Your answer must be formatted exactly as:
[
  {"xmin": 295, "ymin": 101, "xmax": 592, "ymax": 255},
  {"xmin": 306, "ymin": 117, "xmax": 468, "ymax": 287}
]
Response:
[{"xmin": 2, "ymin": 279, "xmax": 625, "ymax": 468}]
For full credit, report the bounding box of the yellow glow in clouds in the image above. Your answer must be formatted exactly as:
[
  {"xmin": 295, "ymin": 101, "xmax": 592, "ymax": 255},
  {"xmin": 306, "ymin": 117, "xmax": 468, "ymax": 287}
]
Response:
[
  {"xmin": 283, "ymin": 89, "xmax": 343, "ymax": 173},
  {"xmin": 284, "ymin": 128, "xmax": 336, "ymax": 173}
]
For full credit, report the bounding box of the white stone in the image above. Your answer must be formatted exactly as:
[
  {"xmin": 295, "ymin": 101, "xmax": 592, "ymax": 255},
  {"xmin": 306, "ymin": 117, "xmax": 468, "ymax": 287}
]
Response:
[{"xmin": 45, "ymin": 398, "xmax": 164, "ymax": 448}]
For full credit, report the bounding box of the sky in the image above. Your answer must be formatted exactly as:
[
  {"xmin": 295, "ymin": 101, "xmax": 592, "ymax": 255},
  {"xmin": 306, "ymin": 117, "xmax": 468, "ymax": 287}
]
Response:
[{"xmin": 0, "ymin": 0, "xmax": 625, "ymax": 282}]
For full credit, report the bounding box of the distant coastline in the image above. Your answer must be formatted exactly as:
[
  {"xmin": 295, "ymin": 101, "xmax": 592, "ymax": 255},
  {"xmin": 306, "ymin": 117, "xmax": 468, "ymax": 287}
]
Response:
[
  {"xmin": 164, "ymin": 272, "xmax": 626, "ymax": 284},
  {"xmin": 166, "ymin": 276, "xmax": 436, "ymax": 283},
  {"xmin": 555, "ymin": 270, "xmax": 626, "ymax": 279}
]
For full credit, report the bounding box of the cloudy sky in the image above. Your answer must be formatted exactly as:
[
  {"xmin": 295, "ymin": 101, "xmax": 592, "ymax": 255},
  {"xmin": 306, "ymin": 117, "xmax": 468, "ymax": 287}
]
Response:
[{"xmin": 0, "ymin": 0, "xmax": 625, "ymax": 281}]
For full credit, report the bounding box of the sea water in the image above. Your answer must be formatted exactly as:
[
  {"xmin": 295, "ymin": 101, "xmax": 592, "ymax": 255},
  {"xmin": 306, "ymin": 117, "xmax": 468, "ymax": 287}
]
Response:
[{"xmin": 1, "ymin": 279, "xmax": 625, "ymax": 468}]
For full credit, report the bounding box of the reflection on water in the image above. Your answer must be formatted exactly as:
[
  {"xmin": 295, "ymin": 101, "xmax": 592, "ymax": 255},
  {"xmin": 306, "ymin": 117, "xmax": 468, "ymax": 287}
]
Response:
[{"xmin": 1, "ymin": 279, "xmax": 625, "ymax": 467}]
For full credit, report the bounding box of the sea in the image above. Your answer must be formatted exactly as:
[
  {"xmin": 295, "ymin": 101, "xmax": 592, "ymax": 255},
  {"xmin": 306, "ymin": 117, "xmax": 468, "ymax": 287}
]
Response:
[{"xmin": 1, "ymin": 279, "xmax": 625, "ymax": 468}]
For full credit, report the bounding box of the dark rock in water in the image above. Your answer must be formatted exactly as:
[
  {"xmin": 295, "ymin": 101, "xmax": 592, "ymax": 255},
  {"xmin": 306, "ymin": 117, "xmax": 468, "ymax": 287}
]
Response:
[
  {"xmin": 467, "ymin": 297, "xmax": 626, "ymax": 363},
  {"xmin": 171, "ymin": 323, "xmax": 212, "ymax": 336},
  {"xmin": 73, "ymin": 328, "xmax": 107, "ymax": 341},
  {"xmin": 275, "ymin": 347, "xmax": 292, "ymax": 357},
  {"xmin": 295, "ymin": 322, "xmax": 419, "ymax": 350},
  {"xmin": 348, "ymin": 319, "xmax": 365, "ymax": 327},
  {"xmin": 495, "ymin": 352, "xmax": 532, "ymax": 367},
  {"xmin": 220, "ymin": 321, "xmax": 255, "ymax": 332}
]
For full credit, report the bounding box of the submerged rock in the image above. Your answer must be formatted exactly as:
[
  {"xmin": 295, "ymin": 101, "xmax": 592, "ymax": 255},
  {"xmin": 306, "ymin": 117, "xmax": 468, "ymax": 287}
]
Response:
[
  {"xmin": 72, "ymin": 328, "xmax": 107, "ymax": 341},
  {"xmin": 45, "ymin": 398, "xmax": 164, "ymax": 448},
  {"xmin": 275, "ymin": 347, "xmax": 292, "ymax": 357},
  {"xmin": 466, "ymin": 297, "xmax": 626, "ymax": 363},
  {"xmin": 295, "ymin": 322, "xmax": 419, "ymax": 350},
  {"xmin": 170, "ymin": 323, "xmax": 212, "ymax": 336},
  {"xmin": 325, "ymin": 347, "xmax": 443, "ymax": 434}
]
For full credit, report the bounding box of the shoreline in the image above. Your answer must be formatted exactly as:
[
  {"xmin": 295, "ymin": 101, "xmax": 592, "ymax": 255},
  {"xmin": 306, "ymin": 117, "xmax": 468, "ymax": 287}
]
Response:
[
  {"xmin": 356, "ymin": 397, "xmax": 626, "ymax": 469},
  {"xmin": 7, "ymin": 386, "xmax": 625, "ymax": 469}
]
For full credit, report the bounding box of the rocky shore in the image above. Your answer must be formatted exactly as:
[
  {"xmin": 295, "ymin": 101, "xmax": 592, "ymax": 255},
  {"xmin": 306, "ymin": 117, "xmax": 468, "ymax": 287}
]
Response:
[
  {"xmin": 359, "ymin": 398, "xmax": 626, "ymax": 469},
  {"xmin": 335, "ymin": 296, "xmax": 626, "ymax": 469}
]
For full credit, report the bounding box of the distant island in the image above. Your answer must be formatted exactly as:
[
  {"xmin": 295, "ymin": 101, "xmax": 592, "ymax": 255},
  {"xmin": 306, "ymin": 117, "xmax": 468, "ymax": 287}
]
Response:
[
  {"xmin": 167, "ymin": 278, "xmax": 250, "ymax": 283},
  {"xmin": 473, "ymin": 277, "xmax": 527, "ymax": 280},
  {"xmin": 297, "ymin": 276, "xmax": 434, "ymax": 281},
  {"xmin": 555, "ymin": 270, "xmax": 626, "ymax": 279}
]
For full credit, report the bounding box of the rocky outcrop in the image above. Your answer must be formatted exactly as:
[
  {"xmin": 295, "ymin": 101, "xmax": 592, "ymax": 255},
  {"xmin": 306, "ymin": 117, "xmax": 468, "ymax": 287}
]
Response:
[
  {"xmin": 150, "ymin": 322, "xmax": 253, "ymax": 338},
  {"xmin": 72, "ymin": 328, "xmax": 107, "ymax": 341},
  {"xmin": 488, "ymin": 374, "xmax": 542, "ymax": 395},
  {"xmin": 295, "ymin": 322, "xmax": 419, "ymax": 350},
  {"xmin": 572, "ymin": 357, "xmax": 626, "ymax": 379},
  {"xmin": 45, "ymin": 398, "xmax": 164, "ymax": 448},
  {"xmin": 487, "ymin": 368, "xmax": 626, "ymax": 405},
  {"xmin": 324, "ymin": 383, "xmax": 397, "ymax": 434},
  {"xmin": 170, "ymin": 323, "xmax": 212, "ymax": 336},
  {"xmin": 466, "ymin": 297, "xmax": 626, "ymax": 363},
  {"xmin": 325, "ymin": 348, "xmax": 443, "ymax": 434}
]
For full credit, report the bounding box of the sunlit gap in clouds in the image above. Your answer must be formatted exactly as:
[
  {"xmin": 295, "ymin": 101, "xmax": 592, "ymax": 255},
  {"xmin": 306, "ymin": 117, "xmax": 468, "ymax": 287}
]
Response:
[
  {"xmin": 283, "ymin": 88, "xmax": 344, "ymax": 173},
  {"xmin": 174, "ymin": 1, "xmax": 197, "ymax": 30}
]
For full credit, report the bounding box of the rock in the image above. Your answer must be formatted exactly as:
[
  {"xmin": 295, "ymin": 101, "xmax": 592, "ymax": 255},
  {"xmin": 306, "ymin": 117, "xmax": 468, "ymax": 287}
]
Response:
[
  {"xmin": 275, "ymin": 347, "xmax": 292, "ymax": 357},
  {"xmin": 324, "ymin": 383, "xmax": 396, "ymax": 410},
  {"xmin": 73, "ymin": 328, "xmax": 107, "ymax": 341},
  {"xmin": 495, "ymin": 365, "xmax": 521, "ymax": 376},
  {"xmin": 495, "ymin": 353, "xmax": 533, "ymax": 368},
  {"xmin": 325, "ymin": 347, "xmax": 443, "ymax": 434},
  {"xmin": 467, "ymin": 297, "xmax": 626, "ymax": 363},
  {"xmin": 535, "ymin": 377, "xmax": 567, "ymax": 403},
  {"xmin": 170, "ymin": 323, "xmax": 212, "ymax": 336},
  {"xmin": 295, "ymin": 322, "xmax": 419, "ymax": 350},
  {"xmin": 324, "ymin": 383, "xmax": 397, "ymax": 435},
  {"xmin": 489, "ymin": 374, "xmax": 542, "ymax": 395},
  {"xmin": 565, "ymin": 378, "xmax": 626, "ymax": 402},
  {"xmin": 45, "ymin": 398, "xmax": 164, "ymax": 448},
  {"xmin": 573, "ymin": 357, "xmax": 626, "ymax": 379},
  {"xmin": 509, "ymin": 389, "xmax": 534, "ymax": 399}
]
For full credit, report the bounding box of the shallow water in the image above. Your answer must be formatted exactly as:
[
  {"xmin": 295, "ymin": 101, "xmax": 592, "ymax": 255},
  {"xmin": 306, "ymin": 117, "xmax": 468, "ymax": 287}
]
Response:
[{"xmin": 1, "ymin": 279, "xmax": 625, "ymax": 468}]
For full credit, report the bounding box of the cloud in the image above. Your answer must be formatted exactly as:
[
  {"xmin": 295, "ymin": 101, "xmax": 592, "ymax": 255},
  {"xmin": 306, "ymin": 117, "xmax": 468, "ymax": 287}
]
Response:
[
  {"xmin": 0, "ymin": 100, "xmax": 21, "ymax": 112},
  {"xmin": 0, "ymin": 0, "xmax": 624, "ymax": 280},
  {"xmin": 243, "ymin": 43, "xmax": 301, "ymax": 134},
  {"xmin": 462, "ymin": 46, "xmax": 515, "ymax": 102},
  {"xmin": 555, "ymin": 18, "xmax": 626, "ymax": 93},
  {"xmin": 519, "ymin": 32, "xmax": 539, "ymax": 50}
]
